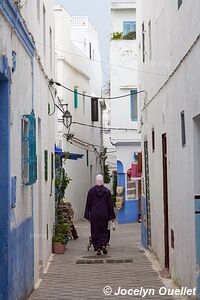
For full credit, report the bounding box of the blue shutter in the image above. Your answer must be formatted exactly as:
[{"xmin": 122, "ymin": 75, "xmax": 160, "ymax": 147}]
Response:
[
  {"xmin": 22, "ymin": 110, "xmax": 37, "ymax": 185},
  {"xmin": 27, "ymin": 110, "xmax": 37, "ymax": 185},
  {"xmin": 123, "ymin": 21, "xmax": 136, "ymax": 35}
]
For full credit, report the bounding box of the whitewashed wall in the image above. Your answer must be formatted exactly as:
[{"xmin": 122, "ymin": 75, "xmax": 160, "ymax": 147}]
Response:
[
  {"xmin": 21, "ymin": 0, "xmax": 56, "ymax": 286},
  {"xmin": 137, "ymin": 0, "xmax": 200, "ymax": 289},
  {"xmin": 110, "ymin": 0, "xmax": 140, "ymax": 177},
  {"xmin": 54, "ymin": 6, "xmax": 103, "ymax": 221}
]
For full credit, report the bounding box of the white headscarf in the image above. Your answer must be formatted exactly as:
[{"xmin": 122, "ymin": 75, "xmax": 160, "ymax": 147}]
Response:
[{"xmin": 95, "ymin": 174, "xmax": 104, "ymax": 186}]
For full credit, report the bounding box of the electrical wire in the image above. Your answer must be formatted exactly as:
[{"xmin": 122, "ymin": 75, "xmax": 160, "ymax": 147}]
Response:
[
  {"xmin": 49, "ymin": 80, "xmax": 146, "ymax": 100},
  {"xmin": 35, "ymin": 40, "xmax": 168, "ymax": 77},
  {"xmin": 58, "ymin": 119, "xmax": 137, "ymax": 132},
  {"xmin": 69, "ymin": 140, "xmax": 95, "ymax": 153},
  {"xmin": 72, "ymin": 121, "xmax": 137, "ymax": 131},
  {"xmin": 72, "ymin": 136, "xmax": 100, "ymax": 155}
]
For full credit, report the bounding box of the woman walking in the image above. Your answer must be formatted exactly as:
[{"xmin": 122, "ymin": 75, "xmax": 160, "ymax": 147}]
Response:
[{"xmin": 84, "ymin": 174, "xmax": 115, "ymax": 255}]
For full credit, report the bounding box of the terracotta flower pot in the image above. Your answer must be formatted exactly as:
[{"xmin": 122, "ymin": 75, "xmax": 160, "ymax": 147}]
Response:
[{"xmin": 52, "ymin": 242, "xmax": 66, "ymax": 254}]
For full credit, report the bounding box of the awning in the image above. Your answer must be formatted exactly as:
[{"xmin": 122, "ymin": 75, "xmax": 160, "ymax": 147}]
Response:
[{"xmin": 54, "ymin": 145, "xmax": 84, "ymax": 160}]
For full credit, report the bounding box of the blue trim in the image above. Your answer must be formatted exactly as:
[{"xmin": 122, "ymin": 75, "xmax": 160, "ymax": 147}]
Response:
[
  {"xmin": 0, "ymin": 0, "xmax": 35, "ymax": 57},
  {"xmin": 0, "ymin": 55, "xmax": 11, "ymax": 299},
  {"xmin": 117, "ymin": 160, "xmax": 124, "ymax": 173},
  {"xmin": 55, "ymin": 146, "xmax": 84, "ymax": 160},
  {"xmin": 123, "ymin": 21, "xmax": 136, "ymax": 35}
]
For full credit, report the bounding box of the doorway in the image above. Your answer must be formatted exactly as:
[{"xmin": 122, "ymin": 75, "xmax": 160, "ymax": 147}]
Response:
[
  {"xmin": 193, "ymin": 115, "xmax": 200, "ymax": 298},
  {"xmin": 162, "ymin": 133, "xmax": 169, "ymax": 269}
]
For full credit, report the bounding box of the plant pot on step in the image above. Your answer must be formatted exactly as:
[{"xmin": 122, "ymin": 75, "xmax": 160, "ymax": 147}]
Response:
[
  {"xmin": 52, "ymin": 241, "xmax": 65, "ymax": 254},
  {"xmin": 52, "ymin": 234, "xmax": 66, "ymax": 254}
]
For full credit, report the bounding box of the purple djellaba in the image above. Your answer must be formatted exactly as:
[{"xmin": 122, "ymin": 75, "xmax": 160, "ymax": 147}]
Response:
[{"xmin": 84, "ymin": 174, "xmax": 116, "ymax": 255}]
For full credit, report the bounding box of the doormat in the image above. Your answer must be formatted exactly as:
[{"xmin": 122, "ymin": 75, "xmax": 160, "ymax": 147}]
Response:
[{"xmin": 76, "ymin": 259, "xmax": 133, "ymax": 264}]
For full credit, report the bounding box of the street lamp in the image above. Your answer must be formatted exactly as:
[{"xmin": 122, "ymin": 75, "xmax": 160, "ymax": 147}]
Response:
[{"xmin": 62, "ymin": 104, "xmax": 72, "ymax": 128}]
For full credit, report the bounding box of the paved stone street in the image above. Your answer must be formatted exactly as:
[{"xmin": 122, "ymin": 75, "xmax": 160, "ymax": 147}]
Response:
[{"xmin": 29, "ymin": 221, "xmax": 186, "ymax": 300}]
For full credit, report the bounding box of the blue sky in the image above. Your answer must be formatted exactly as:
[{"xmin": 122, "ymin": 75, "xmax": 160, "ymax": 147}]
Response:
[{"xmin": 55, "ymin": 0, "xmax": 110, "ymax": 82}]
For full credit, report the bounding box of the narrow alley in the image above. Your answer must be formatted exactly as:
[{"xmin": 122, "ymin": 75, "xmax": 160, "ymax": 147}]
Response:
[
  {"xmin": 29, "ymin": 221, "xmax": 185, "ymax": 300},
  {"xmin": 0, "ymin": 0, "xmax": 200, "ymax": 299}
]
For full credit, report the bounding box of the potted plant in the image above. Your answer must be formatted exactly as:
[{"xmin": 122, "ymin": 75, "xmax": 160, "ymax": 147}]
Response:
[
  {"xmin": 52, "ymin": 222, "xmax": 71, "ymax": 254},
  {"xmin": 52, "ymin": 233, "xmax": 66, "ymax": 254}
]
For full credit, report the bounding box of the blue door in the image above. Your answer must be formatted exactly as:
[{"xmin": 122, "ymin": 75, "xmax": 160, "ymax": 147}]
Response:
[{"xmin": 0, "ymin": 55, "xmax": 11, "ymax": 299}]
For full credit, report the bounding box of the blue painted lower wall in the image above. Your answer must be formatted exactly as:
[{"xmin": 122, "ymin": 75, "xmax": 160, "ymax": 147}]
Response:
[
  {"xmin": 117, "ymin": 160, "xmax": 139, "ymax": 224},
  {"xmin": 118, "ymin": 200, "xmax": 138, "ymax": 224},
  {"xmin": 9, "ymin": 217, "xmax": 34, "ymax": 300}
]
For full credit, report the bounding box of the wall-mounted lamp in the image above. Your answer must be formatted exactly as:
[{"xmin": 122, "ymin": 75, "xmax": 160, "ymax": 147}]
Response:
[{"xmin": 62, "ymin": 104, "xmax": 72, "ymax": 128}]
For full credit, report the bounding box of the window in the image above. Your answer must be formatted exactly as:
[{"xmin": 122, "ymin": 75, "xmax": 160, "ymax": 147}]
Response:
[
  {"xmin": 44, "ymin": 150, "xmax": 48, "ymax": 181},
  {"xmin": 152, "ymin": 128, "xmax": 155, "ymax": 152},
  {"xmin": 123, "ymin": 21, "xmax": 136, "ymax": 35},
  {"xmin": 74, "ymin": 87, "xmax": 78, "ymax": 108},
  {"xmin": 130, "ymin": 89, "xmax": 138, "ymax": 121},
  {"xmin": 178, "ymin": 0, "xmax": 183, "ymax": 9},
  {"xmin": 148, "ymin": 20, "xmax": 152, "ymax": 60},
  {"xmin": 37, "ymin": 0, "xmax": 40, "ymax": 22},
  {"xmin": 43, "ymin": 5, "xmax": 46, "ymax": 55},
  {"xmin": 91, "ymin": 97, "xmax": 99, "ymax": 122},
  {"xmin": 50, "ymin": 152, "xmax": 54, "ymax": 196},
  {"xmin": 51, "ymin": 152, "xmax": 54, "ymax": 180},
  {"xmin": 142, "ymin": 22, "xmax": 146, "ymax": 63},
  {"xmin": 21, "ymin": 110, "xmax": 37, "ymax": 185},
  {"xmin": 89, "ymin": 42, "xmax": 92, "ymax": 60},
  {"xmin": 181, "ymin": 111, "xmax": 186, "ymax": 146}
]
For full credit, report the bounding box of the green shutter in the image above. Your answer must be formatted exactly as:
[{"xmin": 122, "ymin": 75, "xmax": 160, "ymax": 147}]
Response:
[
  {"xmin": 130, "ymin": 89, "xmax": 138, "ymax": 121},
  {"xmin": 74, "ymin": 87, "xmax": 78, "ymax": 108}
]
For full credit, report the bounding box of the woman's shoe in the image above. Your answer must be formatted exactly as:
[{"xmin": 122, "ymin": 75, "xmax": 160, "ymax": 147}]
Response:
[
  {"xmin": 96, "ymin": 249, "xmax": 101, "ymax": 255},
  {"xmin": 102, "ymin": 246, "xmax": 107, "ymax": 255}
]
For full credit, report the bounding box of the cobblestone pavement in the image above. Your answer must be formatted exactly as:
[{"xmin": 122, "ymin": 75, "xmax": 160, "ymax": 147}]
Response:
[{"xmin": 29, "ymin": 221, "xmax": 186, "ymax": 300}]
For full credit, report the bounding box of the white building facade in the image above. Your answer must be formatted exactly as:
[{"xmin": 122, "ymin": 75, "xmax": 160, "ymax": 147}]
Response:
[
  {"xmin": 0, "ymin": 0, "xmax": 56, "ymax": 298},
  {"xmin": 54, "ymin": 6, "xmax": 104, "ymax": 220},
  {"xmin": 110, "ymin": 0, "xmax": 142, "ymax": 224},
  {"xmin": 137, "ymin": 0, "xmax": 200, "ymax": 293}
]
